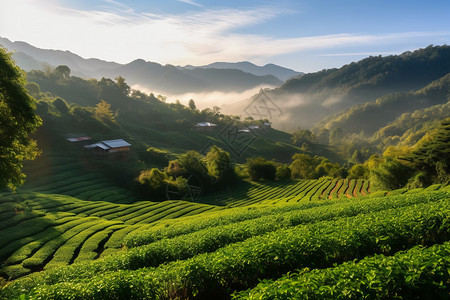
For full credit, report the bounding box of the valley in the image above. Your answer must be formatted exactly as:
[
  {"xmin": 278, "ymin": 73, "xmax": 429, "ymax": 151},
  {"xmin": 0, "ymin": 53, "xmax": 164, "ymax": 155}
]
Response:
[{"xmin": 0, "ymin": 35, "xmax": 449, "ymax": 299}]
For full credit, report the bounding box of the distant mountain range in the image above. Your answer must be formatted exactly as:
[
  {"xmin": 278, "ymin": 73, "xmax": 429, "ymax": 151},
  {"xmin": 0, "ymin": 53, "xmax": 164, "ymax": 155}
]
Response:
[
  {"xmin": 182, "ymin": 61, "xmax": 303, "ymax": 82},
  {"xmin": 0, "ymin": 37, "xmax": 301, "ymax": 94}
]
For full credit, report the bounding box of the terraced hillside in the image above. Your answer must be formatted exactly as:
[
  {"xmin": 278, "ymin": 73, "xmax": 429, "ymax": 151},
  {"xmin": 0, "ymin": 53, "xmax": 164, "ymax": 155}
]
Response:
[
  {"xmin": 22, "ymin": 153, "xmax": 141, "ymax": 204},
  {"xmin": 197, "ymin": 178, "xmax": 370, "ymax": 206},
  {"xmin": 1, "ymin": 186, "xmax": 448, "ymax": 299},
  {"xmin": 0, "ymin": 175, "xmax": 375, "ymax": 281},
  {"xmin": 0, "ymin": 192, "xmax": 221, "ymax": 279}
]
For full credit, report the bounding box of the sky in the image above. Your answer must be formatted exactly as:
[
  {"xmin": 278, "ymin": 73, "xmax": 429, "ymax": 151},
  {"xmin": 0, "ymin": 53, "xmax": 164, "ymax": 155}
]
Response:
[{"xmin": 0, "ymin": 0, "xmax": 449, "ymax": 72}]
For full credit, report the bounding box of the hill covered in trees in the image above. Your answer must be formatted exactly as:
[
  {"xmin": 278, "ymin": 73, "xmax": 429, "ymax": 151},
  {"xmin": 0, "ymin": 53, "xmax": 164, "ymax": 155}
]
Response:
[
  {"xmin": 314, "ymin": 73, "xmax": 450, "ymax": 137},
  {"xmin": 227, "ymin": 45, "xmax": 450, "ymax": 130}
]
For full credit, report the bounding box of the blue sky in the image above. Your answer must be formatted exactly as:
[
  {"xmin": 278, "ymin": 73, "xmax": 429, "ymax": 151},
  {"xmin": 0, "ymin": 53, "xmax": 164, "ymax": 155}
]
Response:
[{"xmin": 1, "ymin": 0, "xmax": 449, "ymax": 72}]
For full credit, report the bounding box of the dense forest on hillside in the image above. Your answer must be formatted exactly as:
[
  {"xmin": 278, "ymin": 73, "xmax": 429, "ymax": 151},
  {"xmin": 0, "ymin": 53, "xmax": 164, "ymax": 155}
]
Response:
[
  {"xmin": 228, "ymin": 45, "xmax": 450, "ymax": 130},
  {"xmin": 314, "ymin": 73, "xmax": 450, "ymax": 136}
]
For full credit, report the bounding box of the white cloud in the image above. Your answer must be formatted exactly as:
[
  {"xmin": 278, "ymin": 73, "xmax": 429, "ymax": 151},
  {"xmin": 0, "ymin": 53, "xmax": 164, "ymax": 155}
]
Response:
[
  {"xmin": 0, "ymin": 0, "xmax": 449, "ymax": 67},
  {"xmin": 177, "ymin": 0, "xmax": 203, "ymax": 8}
]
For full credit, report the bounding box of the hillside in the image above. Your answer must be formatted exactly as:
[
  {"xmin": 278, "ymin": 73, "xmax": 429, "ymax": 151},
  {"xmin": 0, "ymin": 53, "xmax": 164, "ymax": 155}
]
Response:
[
  {"xmin": 224, "ymin": 45, "xmax": 450, "ymax": 130},
  {"xmin": 1, "ymin": 186, "xmax": 448, "ymax": 298},
  {"xmin": 370, "ymin": 101, "xmax": 450, "ymax": 150},
  {"xmin": 314, "ymin": 73, "xmax": 450, "ymax": 137},
  {"xmin": 0, "ymin": 37, "xmax": 284, "ymax": 94}
]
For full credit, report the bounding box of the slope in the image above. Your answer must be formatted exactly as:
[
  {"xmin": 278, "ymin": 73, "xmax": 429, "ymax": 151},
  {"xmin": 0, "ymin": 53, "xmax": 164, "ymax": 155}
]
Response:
[
  {"xmin": 225, "ymin": 45, "xmax": 450, "ymax": 130},
  {"xmin": 314, "ymin": 73, "xmax": 450, "ymax": 137},
  {"xmin": 1, "ymin": 187, "xmax": 448, "ymax": 299}
]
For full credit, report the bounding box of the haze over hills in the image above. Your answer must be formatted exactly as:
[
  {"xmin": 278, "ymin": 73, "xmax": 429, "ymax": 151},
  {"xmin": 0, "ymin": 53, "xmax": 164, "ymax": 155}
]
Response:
[
  {"xmin": 224, "ymin": 45, "xmax": 450, "ymax": 131},
  {"xmin": 2, "ymin": 36, "xmax": 449, "ymax": 135},
  {"xmin": 0, "ymin": 37, "xmax": 291, "ymax": 95},
  {"xmin": 183, "ymin": 61, "xmax": 303, "ymax": 82}
]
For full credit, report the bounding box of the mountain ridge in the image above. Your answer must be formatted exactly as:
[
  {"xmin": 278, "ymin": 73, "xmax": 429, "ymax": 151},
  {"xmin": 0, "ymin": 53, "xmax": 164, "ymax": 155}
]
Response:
[
  {"xmin": 0, "ymin": 37, "xmax": 292, "ymax": 94},
  {"xmin": 224, "ymin": 45, "xmax": 450, "ymax": 130},
  {"xmin": 182, "ymin": 61, "xmax": 302, "ymax": 81}
]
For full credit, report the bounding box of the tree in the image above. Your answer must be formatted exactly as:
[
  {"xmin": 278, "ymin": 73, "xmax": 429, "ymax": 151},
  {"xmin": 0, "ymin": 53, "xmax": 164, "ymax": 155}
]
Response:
[
  {"xmin": 348, "ymin": 164, "xmax": 369, "ymax": 179},
  {"xmin": 115, "ymin": 76, "xmax": 131, "ymax": 96},
  {"xmin": 137, "ymin": 168, "xmax": 168, "ymax": 199},
  {"xmin": 290, "ymin": 153, "xmax": 318, "ymax": 179},
  {"xmin": 176, "ymin": 150, "xmax": 208, "ymax": 178},
  {"xmin": 52, "ymin": 97, "xmax": 69, "ymax": 115},
  {"xmin": 276, "ymin": 165, "xmax": 291, "ymax": 179},
  {"xmin": 188, "ymin": 99, "xmax": 197, "ymax": 110},
  {"xmin": 54, "ymin": 65, "xmax": 70, "ymax": 79},
  {"xmin": 95, "ymin": 99, "xmax": 116, "ymax": 122},
  {"xmin": 291, "ymin": 129, "xmax": 315, "ymax": 145},
  {"xmin": 246, "ymin": 157, "xmax": 276, "ymax": 181},
  {"xmin": 0, "ymin": 48, "xmax": 41, "ymax": 191},
  {"xmin": 205, "ymin": 146, "xmax": 234, "ymax": 184}
]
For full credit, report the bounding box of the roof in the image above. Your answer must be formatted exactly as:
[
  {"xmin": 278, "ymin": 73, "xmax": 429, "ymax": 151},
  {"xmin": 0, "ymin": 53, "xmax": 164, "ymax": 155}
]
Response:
[
  {"xmin": 67, "ymin": 136, "xmax": 92, "ymax": 142},
  {"xmin": 102, "ymin": 139, "xmax": 131, "ymax": 148},
  {"xmin": 84, "ymin": 143, "xmax": 110, "ymax": 150},
  {"xmin": 196, "ymin": 122, "xmax": 217, "ymax": 127},
  {"xmin": 84, "ymin": 139, "xmax": 131, "ymax": 150}
]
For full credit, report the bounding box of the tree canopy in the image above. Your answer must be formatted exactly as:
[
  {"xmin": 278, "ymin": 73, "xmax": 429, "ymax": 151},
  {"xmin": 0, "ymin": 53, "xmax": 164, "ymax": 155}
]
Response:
[{"xmin": 0, "ymin": 48, "xmax": 41, "ymax": 191}]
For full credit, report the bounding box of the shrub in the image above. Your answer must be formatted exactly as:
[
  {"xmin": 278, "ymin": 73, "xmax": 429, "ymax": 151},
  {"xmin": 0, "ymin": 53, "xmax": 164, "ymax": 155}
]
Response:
[
  {"xmin": 246, "ymin": 157, "xmax": 276, "ymax": 181},
  {"xmin": 276, "ymin": 165, "xmax": 291, "ymax": 180},
  {"xmin": 137, "ymin": 168, "xmax": 168, "ymax": 198}
]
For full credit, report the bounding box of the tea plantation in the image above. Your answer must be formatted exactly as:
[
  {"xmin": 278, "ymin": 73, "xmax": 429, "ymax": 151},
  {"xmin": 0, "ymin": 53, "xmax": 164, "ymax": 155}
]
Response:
[{"xmin": 1, "ymin": 180, "xmax": 449, "ymax": 299}]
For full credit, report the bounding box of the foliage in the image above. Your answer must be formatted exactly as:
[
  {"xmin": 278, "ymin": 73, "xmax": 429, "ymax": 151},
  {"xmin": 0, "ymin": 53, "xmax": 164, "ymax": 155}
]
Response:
[
  {"xmin": 289, "ymin": 153, "xmax": 347, "ymax": 180},
  {"xmin": 315, "ymin": 73, "xmax": 450, "ymax": 137},
  {"xmin": 368, "ymin": 155, "xmax": 414, "ymax": 191},
  {"xmin": 405, "ymin": 118, "xmax": 450, "ymax": 185},
  {"xmin": 54, "ymin": 65, "xmax": 70, "ymax": 79},
  {"xmin": 3, "ymin": 190, "xmax": 448, "ymax": 299},
  {"xmin": 246, "ymin": 157, "xmax": 276, "ymax": 181},
  {"xmin": 0, "ymin": 47, "xmax": 41, "ymax": 191},
  {"xmin": 205, "ymin": 145, "xmax": 235, "ymax": 185},
  {"xmin": 236, "ymin": 242, "xmax": 450, "ymax": 299},
  {"xmin": 291, "ymin": 129, "xmax": 315, "ymax": 145},
  {"xmin": 275, "ymin": 165, "xmax": 291, "ymax": 180},
  {"xmin": 114, "ymin": 76, "xmax": 130, "ymax": 96},
  {"xmin": 348, "ymin": 164, "xmax": 369, "ymax": 179},
  {"xmin": 290, "ymin": 153, "xmax": 318, "ymax": 179},
  {"xmin": 94, "ymin": 99, "xmax": 116, "ymax": 122},
  {"xmin": 52, "ymin": 97, "xmax": 69, "ymax": 115},
  {"xmin": 137, "ymin": 168, "xmax": 168, "ymax": 198},
  {"xmin": 188, "ymin": 99, "xmax": 196, "ymax": 110}
]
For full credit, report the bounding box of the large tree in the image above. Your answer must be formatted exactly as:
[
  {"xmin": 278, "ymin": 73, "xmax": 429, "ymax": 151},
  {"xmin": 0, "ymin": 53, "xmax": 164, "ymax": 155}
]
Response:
[{"xmin": 0, "ymin": 48, "xmax": 41, "ymax": 191}]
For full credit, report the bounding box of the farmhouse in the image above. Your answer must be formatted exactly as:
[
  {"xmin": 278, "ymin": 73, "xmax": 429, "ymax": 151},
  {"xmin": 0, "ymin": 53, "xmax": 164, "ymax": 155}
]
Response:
[
  {"xmin": 195, "ymin": 122, "xmax": 217, "ymax": 131},
  {"xmin": 84, "ymin": 139, "xmax": 131, "ymax": 154},
  {"xmin": 66, "ymin": 136, "xmax": 92, "ymax": 142}
]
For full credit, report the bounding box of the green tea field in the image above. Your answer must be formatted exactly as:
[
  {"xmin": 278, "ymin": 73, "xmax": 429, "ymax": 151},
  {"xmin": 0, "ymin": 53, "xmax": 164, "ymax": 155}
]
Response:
[{"xmin": 1, "ymin": 177, "xmax": 449, "ymax": 299}]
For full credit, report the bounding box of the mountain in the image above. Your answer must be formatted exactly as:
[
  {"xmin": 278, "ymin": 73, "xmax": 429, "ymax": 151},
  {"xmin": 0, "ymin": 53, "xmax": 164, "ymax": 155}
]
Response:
[
  {"xmin": 98, "ymin": 60, "xmax": 282, "ymax": 94},
  {"xmin": 0, "ymin": 37, "xmax": 284, "ymax": 94},
  {"xmin": 224, "ymin": 45, "xmax": 450, "ymax": 130},
  {"xmin": 314, "ymin": 74, "xmax": 450, "ymax": 137},
  {"xmin": 0, "ymin": 37, "xmax": 120, "ymax": 77},
  {"xmin": 183, "ymin": 61, "xmax": 303, "ymax": 81}
]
